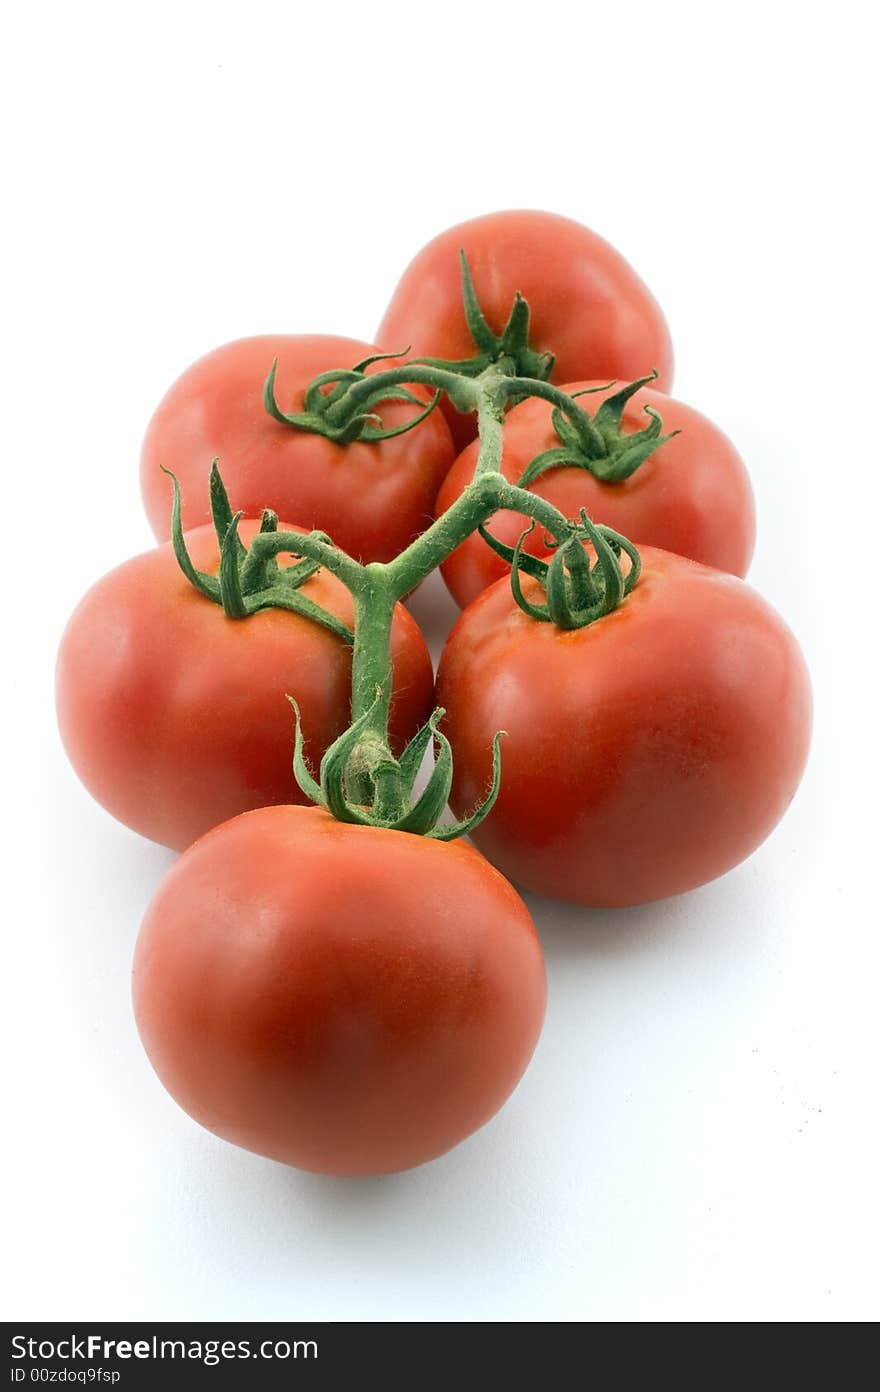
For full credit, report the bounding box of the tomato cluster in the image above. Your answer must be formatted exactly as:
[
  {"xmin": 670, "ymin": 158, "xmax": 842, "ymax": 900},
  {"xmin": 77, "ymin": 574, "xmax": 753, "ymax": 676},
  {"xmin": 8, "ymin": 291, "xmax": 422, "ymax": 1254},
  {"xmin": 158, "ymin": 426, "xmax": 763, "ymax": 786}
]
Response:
[{"xmin": 57, "ymin": 210, "xmax": 811, "ymax": 1177}]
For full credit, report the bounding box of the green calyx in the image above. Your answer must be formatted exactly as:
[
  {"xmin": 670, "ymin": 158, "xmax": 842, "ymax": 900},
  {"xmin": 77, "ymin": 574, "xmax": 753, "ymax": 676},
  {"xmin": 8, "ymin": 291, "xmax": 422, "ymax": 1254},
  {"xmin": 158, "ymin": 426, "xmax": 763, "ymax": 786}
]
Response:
[
  {"xmin": 263, "ymin": 348, "xmax": 444, "ymax": 445},
  {"xmin": 164, "ymin": 463, "xmax": 354, "ymax": 643},
  {"xmin": 412, "ymin": 250, "xmax": 555, "ymax": 384},
  {"xmin": 290, "ymin": 698, "xmax": 504, "ymax": 841},
  {"xmin": 480, "ymin": 511, "xmax": 641, "ymax": 630},
  {"xmin": 516, "ymin": 371, "xmax": 679, "ymax": 487}
]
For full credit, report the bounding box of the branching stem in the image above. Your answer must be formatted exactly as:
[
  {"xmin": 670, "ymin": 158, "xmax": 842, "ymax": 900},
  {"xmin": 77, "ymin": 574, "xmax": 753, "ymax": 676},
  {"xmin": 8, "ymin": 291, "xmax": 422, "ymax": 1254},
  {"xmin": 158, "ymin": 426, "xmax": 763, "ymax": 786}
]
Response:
[{"xmin": 170, "ymin": 264, "xmax": 656, "ymax": 837}]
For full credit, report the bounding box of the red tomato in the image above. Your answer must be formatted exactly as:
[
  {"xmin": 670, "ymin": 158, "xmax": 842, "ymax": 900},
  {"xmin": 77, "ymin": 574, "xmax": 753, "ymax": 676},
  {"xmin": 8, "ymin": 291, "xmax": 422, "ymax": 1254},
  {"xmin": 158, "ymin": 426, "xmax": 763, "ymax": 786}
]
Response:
[
  {"xmin": 377, "ymin": 210, "xmax": 674, "ymax": 451},
  {"xmin": 140, "ymin": 335, "xmax": 455, "ymax": 562},
  {"xmin": 436, "ymin": 548, "xmax": 811, "ymax": 907},
  {"xmin": 133, "ymin": 805, "xmax": 546, "ymax": 1175},
  {"xmin": 56, "ymin": 520, "xmax": 434, "ymax": 851},
  {"xmin": 438, "ymin": 381, "xmax": 756, "ymax": 607}
]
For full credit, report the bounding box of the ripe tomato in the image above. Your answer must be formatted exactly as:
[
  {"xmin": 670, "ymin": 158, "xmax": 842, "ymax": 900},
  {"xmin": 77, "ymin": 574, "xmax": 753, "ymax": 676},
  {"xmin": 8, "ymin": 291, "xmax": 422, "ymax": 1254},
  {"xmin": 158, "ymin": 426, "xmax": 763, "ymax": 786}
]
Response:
[
  {"xmin": 133, "ymin": 805, "xmax": 546, "ymax": 1175},
  {"xmin": 438, "ymin": 380, "xmax": 756, "ymax": 608},
  {"xmin": 377, "ymin": 210, "xmax": 674, "ymax": 451},
  {"xmin": 56, "ymin": 520, "xmax": 434, "ymax": 851},
  {"xmin": 436, "ymin": 548, "xmax": 811, "ymax": 906},
  {"xmin": 140, "ymin": 335, "xmax": 455, "ymax": 562}
]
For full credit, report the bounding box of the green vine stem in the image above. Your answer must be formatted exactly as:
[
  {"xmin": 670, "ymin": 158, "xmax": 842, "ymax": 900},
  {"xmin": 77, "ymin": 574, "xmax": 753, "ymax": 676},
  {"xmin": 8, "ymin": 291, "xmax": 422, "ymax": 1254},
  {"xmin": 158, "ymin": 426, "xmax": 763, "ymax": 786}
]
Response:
[{"xmin": 165, "ymin": 261, "xmax": 670, "ymax": 838}]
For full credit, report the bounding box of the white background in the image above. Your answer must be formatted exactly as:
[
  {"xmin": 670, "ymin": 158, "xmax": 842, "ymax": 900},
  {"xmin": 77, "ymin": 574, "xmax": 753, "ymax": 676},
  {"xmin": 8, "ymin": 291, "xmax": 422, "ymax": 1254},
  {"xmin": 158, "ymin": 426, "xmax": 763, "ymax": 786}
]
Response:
[{"xmin": 3, "ymin": 0, "xmax": 878, "ymax": 1322}]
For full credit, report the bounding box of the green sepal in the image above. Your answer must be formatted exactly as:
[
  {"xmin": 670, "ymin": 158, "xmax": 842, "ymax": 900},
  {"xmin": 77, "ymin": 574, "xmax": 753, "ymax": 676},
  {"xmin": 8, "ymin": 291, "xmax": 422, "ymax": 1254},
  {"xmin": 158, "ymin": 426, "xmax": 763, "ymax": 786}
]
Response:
[
  {"xmin": 498, "ymin": 292, "xmax": 531, "ymax": 355},
  {"xmin": 516, "ymin": 446, "xmax": 580, "ymax": 488},
  {"xmin": 217, "ymin": 512, "xmax": 248, "ymax": 619},
  {"xmin": 238, "ymin": 511, "xmax": 281, "ymax": 589},
  {"xmin": 509, "ymin": 524, "xmax": 552, "ymax": 622},
  {"xmin": 241, "ymin": 509, "xmax": 281, "ymax": 588},
  {"xmin": 568, "ymin": 382, "xmax": 618, "ymax": 399},
  {"xmin": 591, "ymin": 371, "xmax": 658, "ymax": 436},
  {"xmin": 551, "ymin": 408, "xmax": 590, "ymax": 455},
  {"xmin": 459, "ymin": 250, "xmax": 499, "ymax": 355},
  {"xmin": 328, "ymin": 412, "xmax": 384, "ymax": 446},
  {"xmin": 429, "ymin": 731, "xmax": 505, "ymax": 842},
  {"xmin": 256, "ymin": 550, "xmax": 320, "ymax": 591},
  {"xmin": 263, "ymin": 358, "xmax": 297, "ymax": 424},
  {"xmin": 546, "ymin": 541, "xmax": 596, "ymax": 628},
  {"xmin": 318, "ymin": 703, "xmax": 381, "ymax": 827},
  {"xmin": 580, "ymin": 512, "xmax": 641, "ymax": 597},
  {"xmin": 391, "ymin": 712, "xmax": 454, "ymax": 835},
  {"xmin": 288, "ymin": 698, "xmax": 326, "ymax": 808},
  {"xmin": 545, "ymin": 546, "xmax": 577, "ymax": 628},
  {"xmin": 303, "ymin": 368, "xmax": 362, "ymax": 414},
  {"xmin": 161, "ymin": 466, "xmax": 220, "ymax": 602},
  {"xmin": 586, "ymin": 517, "xmax": 626, "ymax": 613},
  {"xmin": 350, "ymin": 347, "xmax": 412, "ymax": 373},
  {"xmin": 594, "ymin": 407, "xmax": 680, "ymax": 483},
  {"xmin": 209, "ymin": 460, "xmax": 247, "ymax": 559},
  {"xmin": 477, "ymin": 522, "xmax": 551, "ymax": 582},
  {"xmin": 496, "ymin": 292, "xmax": 554, "ymax": 383},
  {"xmin": 248, "ymin": 587, "xmax": 354, "ymax": 644},
  {"xmin": 359, "ymin": 389, "xmax": 442, "ymax": 442},
  {"xmin": 282, "ymin": 556, "xmax": 320, "ymax": 586},
  {"xmin": 560, "ymin": 533, "xmax": 598, "ymax": 611},
  {"xmin": 396, "ymin": 709, "xmax": 441, "ymax": 797}
]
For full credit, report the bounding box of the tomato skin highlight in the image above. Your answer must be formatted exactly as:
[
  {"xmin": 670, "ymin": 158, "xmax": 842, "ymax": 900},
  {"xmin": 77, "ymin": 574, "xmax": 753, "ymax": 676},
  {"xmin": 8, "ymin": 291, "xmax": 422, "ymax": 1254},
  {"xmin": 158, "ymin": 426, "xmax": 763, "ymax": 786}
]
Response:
[
  {"xmin": 436, "ymin": 547, "xmax": 811, "ymax": 907},
  {"xmin": 377, "ymin": 210, "xmax": 674, "ymax": 451},
  {"xmin": 133, "ymin": 805, "xmax": 546, "ymax": 1176},
  {"xmin": 140, "ymin": 334, "xmax": 455, "ymax": 563},
  {"xmin": 438, "ymin": 381, "xmax": 756, "ymax": 608},
  {"xmin": 55, "ymin": 520, "xmax": 434, "ymax": 851}
]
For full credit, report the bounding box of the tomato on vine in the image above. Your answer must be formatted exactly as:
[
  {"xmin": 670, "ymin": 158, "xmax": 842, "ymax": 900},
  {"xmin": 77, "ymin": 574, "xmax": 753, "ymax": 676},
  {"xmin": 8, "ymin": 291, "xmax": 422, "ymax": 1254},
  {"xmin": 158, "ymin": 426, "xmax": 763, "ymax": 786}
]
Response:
[
  {"xmin": 133, "ymin": 805, "xmax": 546, "ymax": 1175},
  {"xmin": 436, "ymin": 537, "xmax": 811, "ymax": 906},
  {"xmin": 56, "ymin": 473, "xmax": 434, "ymax": 851},
  {"xmin": 56, "ymin": 212, "xmax": 813, "ymax": 1179},
  {"xmin": 437, "ymin": 376, "xmax": 756, "ymax": 608},
  {"xmin": 377, "ymin": 210, "xmax": 674, "ymax": 451},
  {"xmin": 141, "ymin": 334, "xmax": 455, "ymax": 563}
]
